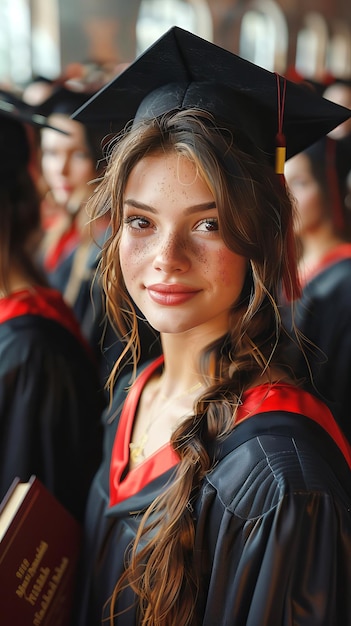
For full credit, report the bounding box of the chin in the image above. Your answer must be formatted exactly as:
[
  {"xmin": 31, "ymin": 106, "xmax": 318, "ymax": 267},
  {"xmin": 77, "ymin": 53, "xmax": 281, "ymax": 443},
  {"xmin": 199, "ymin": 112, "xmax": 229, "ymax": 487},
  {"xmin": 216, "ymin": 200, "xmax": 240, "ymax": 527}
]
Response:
[
  {"xmin": 135, "ymin": 301, "xmax": 206, "ymax": 335},
  {"xmin": 146, "ymin": 315, "xmax": 203, "ymax": 336},
  {"xmin": 148, "ymin": 321, "xmax": 185, "ymax": 334},
  {"xmin": 53, "ymin": 192, "xmax": 69, "ymax": 205}
]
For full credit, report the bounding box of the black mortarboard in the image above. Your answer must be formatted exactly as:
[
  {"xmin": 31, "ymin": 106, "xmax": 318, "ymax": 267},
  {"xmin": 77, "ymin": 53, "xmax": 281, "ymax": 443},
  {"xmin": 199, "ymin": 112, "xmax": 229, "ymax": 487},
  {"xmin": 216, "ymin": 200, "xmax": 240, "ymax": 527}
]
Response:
[
  {"xmin": 0, "ymin": 106, "xmax": 30, "ymax": 175},
  {"xmin": 36, "ymin": 85, "xmax": 101, "ymax": 121},
  {"xmin": 71, "ymin": 27, "xmax": 351, "ymax": 169},
  {"xmin": 0, "ymin": 89, "xmax": 68, "ymax": 134},
  {"xmin": 0, "ymin": 91, "xmax": 69, "ymax": 179}
]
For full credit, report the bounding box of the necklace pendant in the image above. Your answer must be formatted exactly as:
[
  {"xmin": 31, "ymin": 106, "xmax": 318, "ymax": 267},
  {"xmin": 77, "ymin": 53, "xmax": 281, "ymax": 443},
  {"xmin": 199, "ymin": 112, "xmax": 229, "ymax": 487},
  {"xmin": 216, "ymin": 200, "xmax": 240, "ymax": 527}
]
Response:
[{"xmin": 129, "ymin": 432, "xmax": 148, "ymax": 463}]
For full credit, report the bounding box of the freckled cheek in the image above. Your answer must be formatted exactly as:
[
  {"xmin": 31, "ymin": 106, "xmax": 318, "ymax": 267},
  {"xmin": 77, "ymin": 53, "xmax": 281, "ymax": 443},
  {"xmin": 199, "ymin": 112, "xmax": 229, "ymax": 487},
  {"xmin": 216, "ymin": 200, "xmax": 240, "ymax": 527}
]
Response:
[
  {"xmin": 189, "ymin": 242, "xmax": 209, "ymax": 271},
  {"xmin": 119, "ymin": 237, "xmax": 151, "ymax": 286},
  {"xmin": 215, "ymin": 250, "xmax": 246, "ymax": 287}
]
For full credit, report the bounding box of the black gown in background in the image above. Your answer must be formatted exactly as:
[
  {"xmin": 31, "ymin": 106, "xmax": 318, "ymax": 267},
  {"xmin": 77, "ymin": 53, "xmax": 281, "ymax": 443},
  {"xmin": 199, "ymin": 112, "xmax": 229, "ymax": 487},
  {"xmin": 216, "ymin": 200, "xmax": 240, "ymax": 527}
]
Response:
[
  {"xmin": 74, "ymin": 360, "xmax": 351, "ymax": 626},
  {"xmin": 0, "ymin": 286, "xmax": 105, "ymax": 521},
  {"xmin": 281, "ymin": 246, "xmax": 351, "ymax": 443}
]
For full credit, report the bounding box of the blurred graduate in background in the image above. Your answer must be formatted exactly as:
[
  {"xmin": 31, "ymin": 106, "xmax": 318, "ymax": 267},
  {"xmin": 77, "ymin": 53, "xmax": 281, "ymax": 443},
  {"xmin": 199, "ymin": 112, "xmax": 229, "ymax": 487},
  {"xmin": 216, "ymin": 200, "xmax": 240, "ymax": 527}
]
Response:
[
  {"xmin": 0, "ymin": 98, "xmax": 105, "ymax": 522},
  {"xmin": 283, "ymin": 134, "xmax": 351, "ymax": 442}
]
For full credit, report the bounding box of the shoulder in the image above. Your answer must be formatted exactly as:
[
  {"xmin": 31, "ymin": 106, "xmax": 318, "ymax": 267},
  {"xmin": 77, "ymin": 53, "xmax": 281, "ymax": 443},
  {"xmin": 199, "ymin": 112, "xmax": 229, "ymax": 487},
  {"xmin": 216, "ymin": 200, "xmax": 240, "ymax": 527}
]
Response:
[
  {"xmin": 202, "ymin": 411, "xmax": 351, "ymax": 519},
  {"xmin": 307, "ymin": 256, "xmax": 351, "ymax": 298},
  {"xmin": 0, "ymin": 286, "xmax": 82, "ymax": 342},
  {"xmin": 0, "ymin": 313, "xmax": 83, "ymax": 353},
  {"xmin": 0, "ymin": 313, "xmax": 101, "ymax": 390},
  {"xmin": 0, "ymin": 314, "xmax": 60, "ymax": 355}
]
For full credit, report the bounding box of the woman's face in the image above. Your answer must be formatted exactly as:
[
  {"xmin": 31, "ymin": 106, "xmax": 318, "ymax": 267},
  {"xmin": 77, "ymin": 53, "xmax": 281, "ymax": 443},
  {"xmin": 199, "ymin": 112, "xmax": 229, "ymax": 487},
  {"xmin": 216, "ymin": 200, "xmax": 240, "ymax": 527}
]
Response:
[
  {"xmin": 284, "ymin": 152, "xmax": 326, "ymax": 237},
  {"xmin": 119, "ymin": 151, "xmax": 247, "ymax": 338},
  {"xmin": 41, "ymin": 115, "xmax": 97, "ymax": 207}
]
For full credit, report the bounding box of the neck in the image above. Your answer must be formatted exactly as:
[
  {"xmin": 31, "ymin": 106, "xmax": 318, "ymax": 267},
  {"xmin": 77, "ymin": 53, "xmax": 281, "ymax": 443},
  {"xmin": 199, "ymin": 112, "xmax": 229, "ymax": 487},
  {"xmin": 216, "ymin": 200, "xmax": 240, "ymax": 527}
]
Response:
[
  {"xmin": 158, "ymin": 352, "xmax": 203, "ymax": 400},
  {"xmin": 159, "ymin": 326, "xmax": 219, "ymax": 396}
]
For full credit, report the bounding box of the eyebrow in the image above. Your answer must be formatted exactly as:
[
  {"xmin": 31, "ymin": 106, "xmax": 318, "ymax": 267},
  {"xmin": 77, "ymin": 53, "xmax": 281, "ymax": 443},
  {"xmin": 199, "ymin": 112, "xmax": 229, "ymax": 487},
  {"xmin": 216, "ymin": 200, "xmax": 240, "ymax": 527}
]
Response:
[{"xmin": 124, "ymin": 199, "xmax": 217, "ymax": 215}]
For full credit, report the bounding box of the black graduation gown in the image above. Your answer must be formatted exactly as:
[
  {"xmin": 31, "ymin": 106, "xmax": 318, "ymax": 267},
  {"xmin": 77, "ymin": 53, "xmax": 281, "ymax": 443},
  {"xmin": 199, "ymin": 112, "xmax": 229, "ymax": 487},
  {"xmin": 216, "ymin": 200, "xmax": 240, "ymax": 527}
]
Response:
[
  {"xmin": 74, "ymin": 367, "xmax": 351, "ymax": 626},
  {"xmin": 0, "ymin": 291, "xmax": 105, "ymax": 522},
  {"xmin": 281, "ymin": 251, "xmax": 351, "ymax": 443}
]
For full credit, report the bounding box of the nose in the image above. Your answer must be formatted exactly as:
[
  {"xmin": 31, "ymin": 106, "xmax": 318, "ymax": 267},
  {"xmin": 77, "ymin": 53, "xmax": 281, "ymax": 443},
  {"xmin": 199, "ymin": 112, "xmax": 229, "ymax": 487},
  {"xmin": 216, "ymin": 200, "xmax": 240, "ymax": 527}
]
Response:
[
  {"xmin": 153, "ymin": 230, "xmax": 191, "ymax": 274},
  {"xmin": 55, "ymin": 154, "xmax": 70, "ymax": 176}
]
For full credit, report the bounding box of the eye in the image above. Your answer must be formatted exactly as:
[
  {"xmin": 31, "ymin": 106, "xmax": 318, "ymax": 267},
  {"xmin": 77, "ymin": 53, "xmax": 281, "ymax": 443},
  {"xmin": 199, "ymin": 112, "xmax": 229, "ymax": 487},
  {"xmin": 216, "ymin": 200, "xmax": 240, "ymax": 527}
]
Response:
[
  {"xmin": 195, "ymin": 217, "xmax": 219, "ymax": 232},
  {"xmin": 73, "ymin": 150, "xmax": 91, "ymax": 160},
  {"xmin": 123, "ymin": 215, "xmax": 153, "ymax": 230},
  {"xmin": 289, "ymin": 176, "xmax": 311, "ymax": 189}
]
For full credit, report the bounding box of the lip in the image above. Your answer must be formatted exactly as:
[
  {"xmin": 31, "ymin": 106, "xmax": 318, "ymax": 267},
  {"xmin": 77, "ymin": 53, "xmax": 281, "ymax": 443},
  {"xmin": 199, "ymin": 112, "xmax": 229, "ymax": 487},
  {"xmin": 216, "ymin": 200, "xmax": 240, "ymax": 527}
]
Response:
[{"xmin": 146, "ymin": 283, "xmax": 201, "ymax": 306}]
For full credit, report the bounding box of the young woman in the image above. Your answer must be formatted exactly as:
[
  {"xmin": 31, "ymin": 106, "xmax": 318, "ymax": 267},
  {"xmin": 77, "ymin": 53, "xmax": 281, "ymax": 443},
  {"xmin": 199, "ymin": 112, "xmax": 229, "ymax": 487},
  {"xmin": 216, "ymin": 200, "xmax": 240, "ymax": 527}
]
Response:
[
  {"xmin": 0, "ymin": 102, "xmax": 105, "ymax": 522},
  {"xmin": 282, "ymin": 136, "xmax": 351, "ymax": 442},
  {"xmin": 72, "ymin": 28, "xmax": 351, "ymax": 626}
]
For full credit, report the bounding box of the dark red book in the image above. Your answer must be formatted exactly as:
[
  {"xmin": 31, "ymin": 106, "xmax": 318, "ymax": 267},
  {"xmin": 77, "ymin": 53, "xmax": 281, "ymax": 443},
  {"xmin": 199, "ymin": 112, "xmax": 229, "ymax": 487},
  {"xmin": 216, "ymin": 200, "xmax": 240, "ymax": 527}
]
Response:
[{"xmin": 0, "ymin": 475, "xmax": 81, "ymax": 625}]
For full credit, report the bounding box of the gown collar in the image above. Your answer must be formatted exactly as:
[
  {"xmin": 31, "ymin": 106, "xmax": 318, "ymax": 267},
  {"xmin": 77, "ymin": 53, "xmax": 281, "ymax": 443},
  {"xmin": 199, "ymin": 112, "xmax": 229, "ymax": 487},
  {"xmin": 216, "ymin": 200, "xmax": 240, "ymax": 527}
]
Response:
[{"xmin": 109, "ymin": 356, "xmax": 351, "ymax": 507}]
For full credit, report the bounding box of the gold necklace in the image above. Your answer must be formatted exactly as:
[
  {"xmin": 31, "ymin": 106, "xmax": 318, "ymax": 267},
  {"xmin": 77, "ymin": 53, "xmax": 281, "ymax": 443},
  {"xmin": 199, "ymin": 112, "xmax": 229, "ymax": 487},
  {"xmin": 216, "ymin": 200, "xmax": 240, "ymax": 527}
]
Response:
[{"xmin": 129, "ymin": 382, "xmax": 203, "ymax": 464}]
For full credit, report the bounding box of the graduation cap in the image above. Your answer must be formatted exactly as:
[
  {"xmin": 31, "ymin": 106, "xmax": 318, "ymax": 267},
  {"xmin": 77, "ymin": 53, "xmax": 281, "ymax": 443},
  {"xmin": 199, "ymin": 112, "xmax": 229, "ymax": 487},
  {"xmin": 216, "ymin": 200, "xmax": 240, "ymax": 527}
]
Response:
[
  {"xmin": 0, "ymin": 90, "xmax": 71, "ymax": 180},
  {"xmin": 0, "ymin": 104, "xmax": 30, "ymax": 174},
  {"xmin": 71, "ymin": 26, "xmax": 351, "ymax": 172},
  {"xmin": 36, "ymin": 85, "xmax": 96, "ymax": 118},
  {"xmin": 0, "ymin": 89, "xmax": 68, "ymax": 134}
]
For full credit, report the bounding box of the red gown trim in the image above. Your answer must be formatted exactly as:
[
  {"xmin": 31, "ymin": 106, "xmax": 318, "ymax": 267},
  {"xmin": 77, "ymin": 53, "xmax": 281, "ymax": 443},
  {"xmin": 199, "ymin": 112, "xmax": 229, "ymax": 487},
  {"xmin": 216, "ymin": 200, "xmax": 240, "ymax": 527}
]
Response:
[
  {"xmin": 0, "ymin": 285, "xmax": 87, "ymax": 348},
  {"xmin": 109, "ymin": 356, "xmax": 177, "ymax": 507},
  {"xmin": 109, "ymin": 356, "xmax": 351, "ymax": 507},
  {"xmin": 43, "ymin": 221, "xmax": 79, "ymax": 272},
  {"xmin": 299, "ymin": 242, "xmax": 351, "ymax": 286}
]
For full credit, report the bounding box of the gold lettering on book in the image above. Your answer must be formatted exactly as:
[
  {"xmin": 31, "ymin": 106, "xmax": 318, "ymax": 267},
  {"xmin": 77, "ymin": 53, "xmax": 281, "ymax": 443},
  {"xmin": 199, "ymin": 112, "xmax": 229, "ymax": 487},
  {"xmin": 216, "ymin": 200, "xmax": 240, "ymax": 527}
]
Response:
[
  {"xmin": 16, "ymin": 541, "xmax": 48, "ymax": 598},
  {"xmin": 26, "ymin": 567, "xmax": 50, "ymax": 606},
  {"xmin": 16, "ymin": 558, "xmax": 30, "ymax": 579},
  {"xmin": 14, "ymin": 538, "xmax": 71, "ymax": 625},
  {"xmin": 33, "ymin": 579, "xmax": 57, "ymax": 625},
  {"xmin": 33, "ymin": 557, "xmax": 69, "ymax": 626}
]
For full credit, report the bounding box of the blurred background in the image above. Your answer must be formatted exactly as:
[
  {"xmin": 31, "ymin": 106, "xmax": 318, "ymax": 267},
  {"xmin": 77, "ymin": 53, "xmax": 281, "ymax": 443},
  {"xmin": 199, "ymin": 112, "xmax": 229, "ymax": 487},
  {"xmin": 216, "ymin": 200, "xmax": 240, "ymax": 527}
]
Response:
[{"xmin": 1, "ymin": 0, "xmax": 350, "ymax": 91}]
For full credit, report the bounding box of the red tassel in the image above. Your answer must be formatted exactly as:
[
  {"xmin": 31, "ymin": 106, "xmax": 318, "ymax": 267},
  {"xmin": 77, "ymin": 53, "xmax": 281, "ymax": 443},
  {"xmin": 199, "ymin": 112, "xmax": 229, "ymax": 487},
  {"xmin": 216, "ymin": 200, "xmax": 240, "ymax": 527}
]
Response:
[
  {"xmin": 326, "ymin": 137, "xmax": 345, "ymax": 232},
  {"xmin": 275, "ymin": 74, "xmax": 301, "ymax": 301},
  {"xmin": 275, "ymin": 75, "xmax": 287, "ymax": 175}
]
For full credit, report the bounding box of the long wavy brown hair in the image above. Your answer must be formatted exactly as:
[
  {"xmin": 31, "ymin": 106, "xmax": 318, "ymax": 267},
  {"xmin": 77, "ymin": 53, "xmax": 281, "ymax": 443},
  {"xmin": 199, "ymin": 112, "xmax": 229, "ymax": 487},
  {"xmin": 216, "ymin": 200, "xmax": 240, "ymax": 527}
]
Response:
[{"xmin": 87, "ymin": 108, "xmax": 299, "ymax": 625}]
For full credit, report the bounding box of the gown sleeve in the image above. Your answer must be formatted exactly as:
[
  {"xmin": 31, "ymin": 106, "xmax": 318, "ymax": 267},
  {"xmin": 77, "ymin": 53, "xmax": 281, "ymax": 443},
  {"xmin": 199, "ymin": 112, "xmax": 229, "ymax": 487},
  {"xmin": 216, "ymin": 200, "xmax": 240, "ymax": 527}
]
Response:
[{"xmin": 195, "ymin": 430, "xmax": 351, "ymax": 626}]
